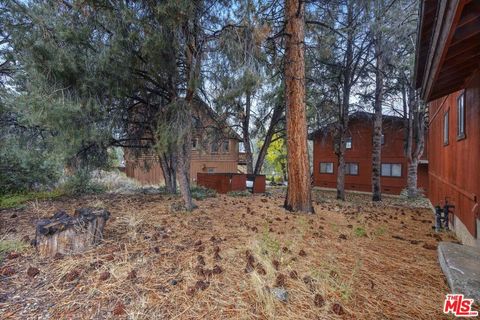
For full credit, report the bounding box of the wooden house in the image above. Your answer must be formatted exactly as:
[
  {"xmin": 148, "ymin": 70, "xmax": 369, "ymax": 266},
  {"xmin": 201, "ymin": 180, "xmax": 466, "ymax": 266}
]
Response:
[
  {"xmin": 415, "ymin": 0, "xmax": 480, "ymax": 247},
  {"xmin": 124, "ymin": 99, "xmax": 245, "ymax": 184},
  {"xmin": 310, "ymin": 112, "xmax": 429, "ymax": 195}
]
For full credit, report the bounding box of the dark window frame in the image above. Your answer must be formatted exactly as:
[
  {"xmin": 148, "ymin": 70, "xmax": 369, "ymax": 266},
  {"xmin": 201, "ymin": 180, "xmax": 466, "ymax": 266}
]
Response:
[
  {"xmin": 222, "ymin": 140, "xmax": 230, "ymax": 153},
  {"xmin": 319, "ymin": 162, "xmax": 334, "ymax": 174},
  {"xmin": 345, "ymin": 162, "xmax": 359, "ymax": 176},
  {"xmin": 211, "ymin": 141, "xmax": 220, "ymax": 154},
  {"xmin": 345, "ymin": 137, "xmax": 352, "ymax": 149},
  {"xmin": 457, "ymin": 92, "xmax": 466, "ymax": 140},
  {"xmin": 381, "ymin": 163, "xmax": 402, "ymax": 177},
  {"xmin": 444, "ymin": 110, "xmax": 449, "ymax": 146}
]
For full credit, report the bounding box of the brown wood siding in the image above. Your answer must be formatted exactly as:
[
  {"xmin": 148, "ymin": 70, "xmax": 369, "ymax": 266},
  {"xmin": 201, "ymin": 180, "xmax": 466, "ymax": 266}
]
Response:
[
  {"xmin": 427, "ymin": 69, "xmax": 480, "ymax": 237},
  {"xmin": 313, "ymin": 118, "xmax": 429, "ymax": 195},
  {"xmin": 197, "ymin": 173, "xmax": 247, "ymax": 194},
  {"xmin": 125, "ymin": 138, "xmax": 240, "ymax": 184}
]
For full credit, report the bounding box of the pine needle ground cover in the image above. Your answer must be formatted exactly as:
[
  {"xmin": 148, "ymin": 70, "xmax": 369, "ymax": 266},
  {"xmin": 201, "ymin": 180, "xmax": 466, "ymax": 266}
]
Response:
[{"xmin": 0, "ymin": 189, "xmax": 459, "ymax": 319}]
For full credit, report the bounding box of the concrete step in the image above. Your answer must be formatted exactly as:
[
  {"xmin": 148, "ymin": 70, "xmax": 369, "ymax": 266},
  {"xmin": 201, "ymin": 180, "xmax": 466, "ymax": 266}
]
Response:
[{"xmin": 438, "ymin": 242, "xmax": 480, "ymax": 302}]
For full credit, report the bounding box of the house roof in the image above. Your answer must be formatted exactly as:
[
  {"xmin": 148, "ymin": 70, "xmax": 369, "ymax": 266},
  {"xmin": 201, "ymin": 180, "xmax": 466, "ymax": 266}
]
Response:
[
  {"xmin": 308, "ymin": 111, "xmax": 405, "ymax": 140},
  {"xmin": 193, "ymin": 96, "xmax": 243, "ymax": 141},
  {"xmin": 414, "ymin": 0, "xmax": 480, "ymax": 102}
]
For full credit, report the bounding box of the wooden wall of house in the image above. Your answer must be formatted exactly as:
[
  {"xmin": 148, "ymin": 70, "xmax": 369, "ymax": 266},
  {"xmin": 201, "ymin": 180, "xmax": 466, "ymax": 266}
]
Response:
[
  {"xmin": 427, "ymin": 70, "xmax": 480, "ymax": 238},
  {"xmin": 312, "ymin": 117, "xmax": 429, "ymax": 195},
  {"xmin": 125, "ymin": 139, "xmax": 240, "ymax": 185}
]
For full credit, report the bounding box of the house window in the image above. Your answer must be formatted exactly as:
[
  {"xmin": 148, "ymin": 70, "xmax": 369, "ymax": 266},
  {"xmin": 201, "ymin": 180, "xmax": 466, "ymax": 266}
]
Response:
[
  {"xmin": 345, "ymin": 137, "xmax": 352, "ymax": 149},
  {"xmin": 320, "ymin": 162, "xmax": 334, "ymax": 174},
  {"xmin": 444, "ymin": 111, "xmax": 449, "ymax": 145},
  {"xmin": 345, "ymin": 163, "xmax": 358, "ymax": 175},
  {"xmin": 192, "ymin": 138, "xmax": 198, "ymax": 150},
  {"xmin": 207, "ymin": 167, "xmax": 215, "ymax": 173},
  {"xmin": 211, "ymin": 141, "xmax": 219, "ymax": 153},
  {"xmin": 222, "ymin": 140, "xmax": 229, "ymax": 153},
  {"xmin": 381, "ymin": 163, "xmax": 402, "ymax": 177},
  {"xmin": 381, "ymin": 134, "xmax": 385, "ymax": 145},
  {"xmin": 457, "ymin": 93, "xmax": 465, "ymax": 139}
]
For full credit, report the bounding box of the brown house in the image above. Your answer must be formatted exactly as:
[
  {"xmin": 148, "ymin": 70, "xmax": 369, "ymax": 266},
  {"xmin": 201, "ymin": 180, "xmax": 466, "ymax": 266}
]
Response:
[
  {"xmin": 125, "ymin": 99, "xmax": 245, "ymax": 184},
  {"xmin": 310, "ymin": 112, "xmax": 429, "ymax": 195},
  {"xmin": 415, "ymin": 0, "xmax": 480, "ymax": 246}
]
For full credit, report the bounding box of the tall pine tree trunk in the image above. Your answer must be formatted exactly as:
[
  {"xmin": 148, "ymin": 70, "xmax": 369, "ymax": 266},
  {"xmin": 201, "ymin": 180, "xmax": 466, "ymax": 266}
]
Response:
[
  {"xmin": 336, "ymin": 2, "xmax": 354, "ymax": 201},
  {"xmin": 336, "ymin": 121, "xmax": 348, "ymax": 200},
  {"xmin": 158, "ymin": 152, "xmax": 177, "ymax": 193},
  {"xmin": 254, "ymin": 103, "xmax": 283, "ymax": 175},
  {"xmin": 283, "ymin": 0, "xmax": 313, "ymax": 213},
  {"xmin": 372, "ymin": 37, "xmax": 383, "ymax": 202},
  {"xmin": 176, "ymin": 2, "xmax": 202, "ymax": 211},
  {"xmin": 177, "ymin": 126, "xmax": 194, "ymax": 210},
  {"xmin": 336, "ymin": 134, "xmax": 346, "ymax": 200},
  {"xmin": 406, "ymin": 85, "xmax": 425, "ymax": 198},
  {"xmin": 407, "ymin": 158, "xmax": 418, "ymax": 197},
  {"xmin": 243, "ymin": 90, "xmax": 254, "ymax": 174}
]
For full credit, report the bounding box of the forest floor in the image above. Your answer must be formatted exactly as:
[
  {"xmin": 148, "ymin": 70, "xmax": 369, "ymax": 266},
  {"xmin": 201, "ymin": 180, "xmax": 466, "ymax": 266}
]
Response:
[{"xmin": 0, "ymin": 188, "xmax": 464, "ymax": 319}]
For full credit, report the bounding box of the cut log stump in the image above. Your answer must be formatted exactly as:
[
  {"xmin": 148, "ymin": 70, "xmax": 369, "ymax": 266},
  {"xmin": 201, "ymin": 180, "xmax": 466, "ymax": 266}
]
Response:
[{"xmin": 35, "ymin": 208, "xmax": 110, "ymax": 257}]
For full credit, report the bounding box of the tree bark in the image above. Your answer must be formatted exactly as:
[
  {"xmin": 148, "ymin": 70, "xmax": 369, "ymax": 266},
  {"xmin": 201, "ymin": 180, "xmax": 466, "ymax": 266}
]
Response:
[
  {"xmin": 35, "ymin": 208, "xmax": 110, "ymax": 257},
  {"xmin": 243, "ymin": 90, "xmax": 254, "ymax": 174},
  {"xmin": 372, "ymin": 35, "xmax": 384, "ymax": 202},
  {"xmin": 283, "ymin": 0, "xmax": 313, "ymax": 213},
  {"xmin": 335, "ymin": 3, "xmax": 354, "ymax": 201},
  {"xmin": 158, "ymin": 152, "xmax": 177, "ymax": 193},
  {"xmin": 336, "ymin": 127, "xmax": 347, "ymax": 200},
  {"xmin": 176, "ymin": 1, "xmax": 202, "ymax": 211},
  {"xmin": 177, "ymin": 128, "xmax": 194, "ymax": 210},
  {"xmin": 405, "ymin": 84, "xmax": 425, "ymax": 198},
  {"xmin": 254, "ymin": 103, "xmax": 283, "ymax": 175}
]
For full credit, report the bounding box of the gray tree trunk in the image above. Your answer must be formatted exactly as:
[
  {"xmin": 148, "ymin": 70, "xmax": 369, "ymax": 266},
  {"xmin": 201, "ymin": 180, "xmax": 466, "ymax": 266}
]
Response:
[
  {"xmin": 177, "ymin": 128, "xmax": 195, "ymax": 210},
  {"xmin": 372, "ymin": 36, "xmax": 384, "ymax": 202},
  {"xmin": 336, "ymin": 3, "xmax": 354, "ymax": 201},
  {"xmin": 243, "ymin": 90, "xmax": 254, "ymax": 174},
  {"xmin": 254, "ymin": 103, "xmax": 283, "ymax": 175},
  {"xmin": 158, "ymin": 152, "xmax": 177, "ymax": 193}
]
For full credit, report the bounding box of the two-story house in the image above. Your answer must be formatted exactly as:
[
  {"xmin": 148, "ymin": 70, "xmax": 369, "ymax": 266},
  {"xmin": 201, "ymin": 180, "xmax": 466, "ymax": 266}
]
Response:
[
  {"xmin": 310, "ymin": 111, "xmax": 429, "ymax": 195},
  {"xmin": 124, "ymin": 98, "xmax": 244, "ymax": 184}
]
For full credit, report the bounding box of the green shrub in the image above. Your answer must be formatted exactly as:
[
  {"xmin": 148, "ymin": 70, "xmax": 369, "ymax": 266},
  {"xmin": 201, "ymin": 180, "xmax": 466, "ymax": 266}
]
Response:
[
  {"xmin": 190, "ymin": 186, "xmax": 216, "ymax": 200},
  {"xmin": 227, "ymin": 190, "xmax": 251, "ymax": 197},
  {"xmin": 0, "ymin": 240, "xmax": 29, "ymax": 262},
  {"xmin": 354, "ymin": 226, "xmax": 367, "ymax": 237},
  {"xmin": 0, "ymin": 144, "xmax": 61, "ymax": 195},
  {"xmin": 0, "ymin": 190, "xmax": 64, "ymax": 209},
  {"xmin": 61, "ymin": 170, "xmax": 105, "ymax": 195}
]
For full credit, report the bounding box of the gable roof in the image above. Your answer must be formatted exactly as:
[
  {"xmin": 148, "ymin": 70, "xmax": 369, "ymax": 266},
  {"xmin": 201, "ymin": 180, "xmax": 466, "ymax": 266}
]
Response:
[
  {"xmin": 193, "ymin": 96, "xmax": 242, "ymax": 141},
  {"xmin": 414, "ymin": 0, "xmax": 480, "ymax": 101},
  {"xmin": 308, "ymin": 111, "xmax": 405, "ymax": 140}
]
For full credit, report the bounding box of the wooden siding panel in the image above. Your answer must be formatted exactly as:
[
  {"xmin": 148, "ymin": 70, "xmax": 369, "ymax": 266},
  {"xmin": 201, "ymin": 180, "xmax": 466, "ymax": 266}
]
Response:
[
  {"xmin": 427, "ymin": 69, "xmax": 480, "ymax": 237},
  {"xmin": 312, "ymin": 117, "xmax": 429, "ymax": 195}
]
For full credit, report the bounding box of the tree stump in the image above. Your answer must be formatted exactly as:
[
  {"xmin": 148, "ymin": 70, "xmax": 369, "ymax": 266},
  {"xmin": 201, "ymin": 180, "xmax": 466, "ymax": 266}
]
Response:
[{"xmin": 35, "ymin": 208, "xmax": 110, "ymax": 257}]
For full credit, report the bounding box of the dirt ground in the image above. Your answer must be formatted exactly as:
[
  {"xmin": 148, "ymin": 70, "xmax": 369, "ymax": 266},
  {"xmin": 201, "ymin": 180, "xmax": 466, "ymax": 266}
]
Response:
[{"xmin": 0, "ymin": 188, "xmax": 460, "ymax": 319}]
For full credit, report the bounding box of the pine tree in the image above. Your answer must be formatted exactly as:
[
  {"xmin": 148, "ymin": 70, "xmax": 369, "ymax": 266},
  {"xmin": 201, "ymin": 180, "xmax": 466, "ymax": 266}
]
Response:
[{"xmin": 283, "ymin": 0, "xmax": 313, "ymax": 213}]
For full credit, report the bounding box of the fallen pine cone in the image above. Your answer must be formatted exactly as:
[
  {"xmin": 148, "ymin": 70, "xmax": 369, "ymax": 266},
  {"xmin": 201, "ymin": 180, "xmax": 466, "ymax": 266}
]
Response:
[
  {"xmin": 314, "ymin": 294, "xmax": 325, "ymax": 307},
  {"xmin": 212, "ymin": 265, "xmax": 223, "ymax": 274},
  {"xmin": 332, "ymin": 302, "xmax": 345, "ymax": 315},
  {"xmin": 112, "ymin": 302, "xmax": 126, "ymax": 316},
  {"xmin": 7, "ymin": 252, "xmax": 20, "ymax": 260},
  {"xmin": 64, "ymin": 269, "xmax": 80, "ymax": 282},
  {"xmin": 27, "ymin": 266, "xmax": 40, "ymax": 278},
  {"xmin": 1, "ymin": 266, "xmax": 16, "ymax": 277},
  {"xmin": 99, "ymin": 271, "xmax": 110, "ymax": 281}
]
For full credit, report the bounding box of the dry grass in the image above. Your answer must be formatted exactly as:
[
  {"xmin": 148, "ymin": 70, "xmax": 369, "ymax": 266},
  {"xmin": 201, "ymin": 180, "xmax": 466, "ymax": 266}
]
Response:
[{"xmin": 0, "ymin": 189, "xmax": 457, "ymax": 319}]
